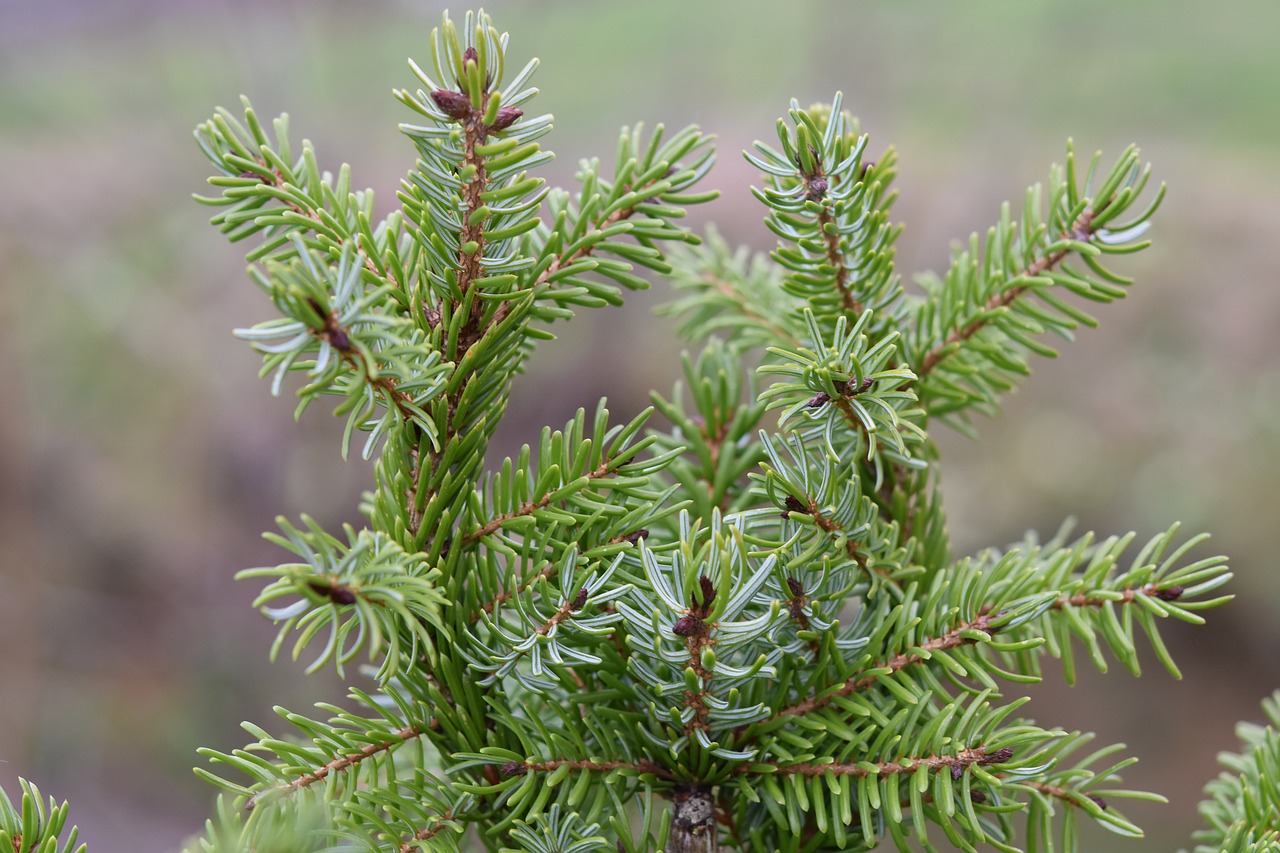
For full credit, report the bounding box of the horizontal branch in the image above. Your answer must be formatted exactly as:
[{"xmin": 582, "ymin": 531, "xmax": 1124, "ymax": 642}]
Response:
[
  {"xmin": 772, "ymin": 612, "xmax": 997, "ymax": 723},
  {"xmin": 750, "ymin": 744, "xmax": 1014, "ymax": 779},
  {"xmin": 400, "ymin": 803, "xmax": 462, "ymax": 853},
  {"xmin": 757, "ymin": 578, "xmax": 1185, "ymax": 731},
  {"xmin": 245, "ymin": 722, "xmax": 430, "ymax": 810},
  {"xmin": 464, "ymin": 457, "xmax": 614, "ymax": 545},
  {"xmin": 916, "ymin": 209, "xmax": 1096, "ymax": 380},
  {"xmin": 503, "ymin": 756, "xmax": 675, "ymax": 781},
  {"xmin": 249, "ymin": 158, "xmax": 402, "ymax": 291}
]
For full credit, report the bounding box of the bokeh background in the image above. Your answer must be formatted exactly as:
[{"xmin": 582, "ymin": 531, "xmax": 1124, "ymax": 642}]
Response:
[{"xmin": 2, "ymin": 1, "xmax": 1278, "ymax": 850}]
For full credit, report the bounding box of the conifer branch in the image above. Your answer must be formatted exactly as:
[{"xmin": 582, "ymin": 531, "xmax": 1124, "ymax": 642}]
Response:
[
  {"xmin": 699, "ymin": 270, "xmax": 802, "ymax": 347},
  {"xmin": 475, "ymin": 562, "xmax": 556, "ymax": 618},
  {"xmin": 771, "ymin": 612, "xmax": 998, "ymax": 722},
  {"xmin": 399, "ymin": 804, "xmax": 463, "ymax": 852},
  {"xmin": 754, "ymin": 744, "xmax": 1015, "ymax": 778},
  {"xmin": 464, "ymin": 457, "xmax": 614, "ymax": 544},
  {"xmin": 245, "ymin": 723, "xmax": 430, "ymax": 811},
  {"xmin": 504, "ymin": 758, "xmax": 675, "ymax": 781},
  {"xmin": 171, "ymin": 19, "xmax": 1237, "ymax": 853},
  {"xmin": 915, "ymin": 209, "xmax": 1096, "ymax": 381},
  {"xmin": 238, "ymin": 155, "xmax": 405, "ymax": 292}
]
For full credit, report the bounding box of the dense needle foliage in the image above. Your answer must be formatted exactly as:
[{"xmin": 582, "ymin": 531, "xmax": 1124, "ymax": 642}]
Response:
[{"xmin": 4, "ymin": 9, "xmax": 1277, "ymax": 853}]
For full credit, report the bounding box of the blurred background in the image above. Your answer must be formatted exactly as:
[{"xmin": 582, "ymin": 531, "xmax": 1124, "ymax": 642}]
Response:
[{"xmin": 1, "ymin": 0, "xmax": 1278, "ymax": 849}]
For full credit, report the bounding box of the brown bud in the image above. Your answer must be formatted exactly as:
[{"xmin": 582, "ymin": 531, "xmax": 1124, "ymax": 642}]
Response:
[
  {"xmin": 308, "ymin": 580, "xmax": 357, "ymax": 606},
  {"xmin": 969, "ymin": 789, "xmax": 987, "ymax": 804},
  {"xmin": 698, "ymin": 576, "xmax": 716, "ymax": 608},
  {"xmin": 620, "ymin": 529, "xmax": 649, "ymax": 545},
  {"xmin": 783, "ymin": 496, "xmax": 809, "ymax": 516},
  {"xmin": 1152, "ymin": 585, "xmax": 1185, "ymax": 601},
  {"xmin": 806, "ymin": 391, "xmax": 832, "ymax": 408},
  {"xmin": 500, "ymin": 761, "xmax": 525, "ymax": 777},
  {"xmin": 950, "ymin": 762, "xmax": 964, "ymax": 781},
  {"xmin": 327, "ymin": 327, "xmax": 351, "ymax": 352},
  {"xmin": 430, "ymin": 89, "xmax": 473, "ymax": 120},
  {"xmin": 980, "ymin": 747, "xmax": 1015, "ymax": 765},
  {"xmin": 850, "ymin": 376, "xmax": 874, "ymax": 395},
  {"xmin": 785, "ymin": 577, "xmax": 805, "ymax": 597},
  {"xmin": 489, "ymin": 106, "xmax": 523, "ymax": 132},
  {"xmin": 672, "ymin": 614, "xmax": 706, "ymax": 638},
  {"xmin": 571, "ymin": 587, "xmax": 588, "ymax": 611},
  {"xmin": 804, "ymin": 175, "xmax": 828, "ymax": 202},
  {"xmin": 462, "ymin": 46, "xmax": 478, "ymax": 64}
]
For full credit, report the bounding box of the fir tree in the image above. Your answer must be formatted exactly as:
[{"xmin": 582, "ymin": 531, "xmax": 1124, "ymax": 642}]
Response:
[{"xmin": 4, "ymin": 8, "xmax": 1278, "ymax": 853}]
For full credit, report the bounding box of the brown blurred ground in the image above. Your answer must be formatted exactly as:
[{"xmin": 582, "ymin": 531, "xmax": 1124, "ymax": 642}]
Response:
[{"xmin": 1, "ymin": 1, "xmax": 1278, "ymax": 850}]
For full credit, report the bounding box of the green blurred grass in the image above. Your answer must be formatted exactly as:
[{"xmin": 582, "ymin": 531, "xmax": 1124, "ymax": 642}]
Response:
[{"xmin": 2, "ymin": 1, "xmax": 1278, "ymax": 850}]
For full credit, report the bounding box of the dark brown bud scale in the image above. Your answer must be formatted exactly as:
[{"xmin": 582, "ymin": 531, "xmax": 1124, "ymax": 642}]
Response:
[
  {"xmin": 620, "ymin": 529, "xmax": 649, "ymax": 545},
  {"xmin": 489, "ymin": 106, "xmax": 523, "ymax": 131},
  {"xmin": 950, "ymin": 763, "xmax": 964, "ymax": 781},
  {"xmin": 500, "ymin": 761, "xmax": 525, "ymax": 777},
  {"xmin": 462, "ymin": 46, "xmax": 478, "ymax": 64},
  {"xmin": 1152, "ymin": 585, "xmax": 1185, "ymax": 601},
  {"xmin": 969, "ymin": 789, "xmax": 987, "ymax": 804},
  {"xmin": 980, "ymin": 747, "xmax": 1015, "ymax": 765},
  {"xmin": 783, "ymin": 496, "xmax": 810, "ymax": 516},
  {"xmin": 430, "ymin": 89, "xmax": 473, "ymax": 120},
  {"xmin": 308, "ymin": 580, "xmax": 357, "ymax": 606},
  {"xmin": 328, "ymin": 327, "xmax": 351, "ymax": 352},
  {"xmin": 698, "ymin": 576, "xmax": 716, "ymax": 608},
  {"xmin": 806, "ymin": 391, "xmax": 832, "ymax": 408},
  {"xmin": 571, "ymin": 587, "xmax": 588, "ymax": 611},
  {"xmin": 805, "ymin": 176, "xmax": 828, "ymax": 202},
  {"xmin": 786, "ymin": 577, "xmax": 805, "ymax": 597},
  {"xmin": 1087, "ymin": 793, "xmax": 1108, "ymax": 810},
  {"xmin": 672, "ymin": 614, "xmax": 706, "ymax": 637}
]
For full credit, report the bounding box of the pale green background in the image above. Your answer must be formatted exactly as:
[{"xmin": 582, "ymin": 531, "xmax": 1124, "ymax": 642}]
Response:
[{"xmin": 1, "ymin": 1, "xmax": 1278, "ymax": 850}]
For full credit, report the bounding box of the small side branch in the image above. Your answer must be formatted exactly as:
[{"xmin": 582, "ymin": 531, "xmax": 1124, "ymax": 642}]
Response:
[
  {"xmin": 916, "ymin": 209, "xmax": 1097, "ymax": 380},
  {"xmin": 399, "ymin": 804, "xmax": 463, "ymax": 853},
  {"xmin": 502, "ymin": 757, "xmax": 675, "ymax": 781},
  {"xmin": 464, "ymin": 457, "xmax": 614, "ymax": 545},
  {"xmin": 753, "ymin": 744, "xmax": 1015, "ymax": 779},
  {"xmin": 246, "ymin": 723, "xmax": 430, "ymax": 810},
  {"xmin": 770, "ymin": 612, "xmax": 996, "ymax": 722}
]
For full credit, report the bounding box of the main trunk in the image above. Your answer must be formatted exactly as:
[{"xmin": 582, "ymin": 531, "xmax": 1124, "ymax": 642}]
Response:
[{"xmin": 667, "ymin": 785, "xmax": 719, "ymax": 853}]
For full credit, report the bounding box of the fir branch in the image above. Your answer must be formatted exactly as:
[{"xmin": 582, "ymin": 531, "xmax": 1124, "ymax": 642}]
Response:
[
  {"xmin": 807, "ymin": 166, "xmax": 862, "ymax": 318},
  {"xmin": 771, "ymin": 611, "xmax": 998, "ymax": 722},
  {"xmin": 242, "ymin": 154, "xmax": 405, "ymax": 293},
  {"xmin": 303, "ymin": 295, "xmax": 418, "ymax": 422},
  {"xmin": 754, "ymin": 744, "xmax": 1015, "ymax": 779},
  {"xmin": 399, "ymin": 803, "xmax": 462, "ymax": 853},
  {"xmin": 505, "ymin": 757, "xmax": 675, "ymax": 781},
  {"xmin": 916, "ymin": 208, "xmax": 1096, "ymax": 381},
  {"xmin": 464, "ymin": 456, "xmax": 614, "ymax": 545},
  {"xmin": 245, "ymin": 723, "xmax": 430, "ymax": 811},
  {"xmin": 475, "ymin": 561, "xmax": 556, "ymax": 618},
  {"xmin": 699, "ymin": 269, "xmax": 802, "ymax": 348}
]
